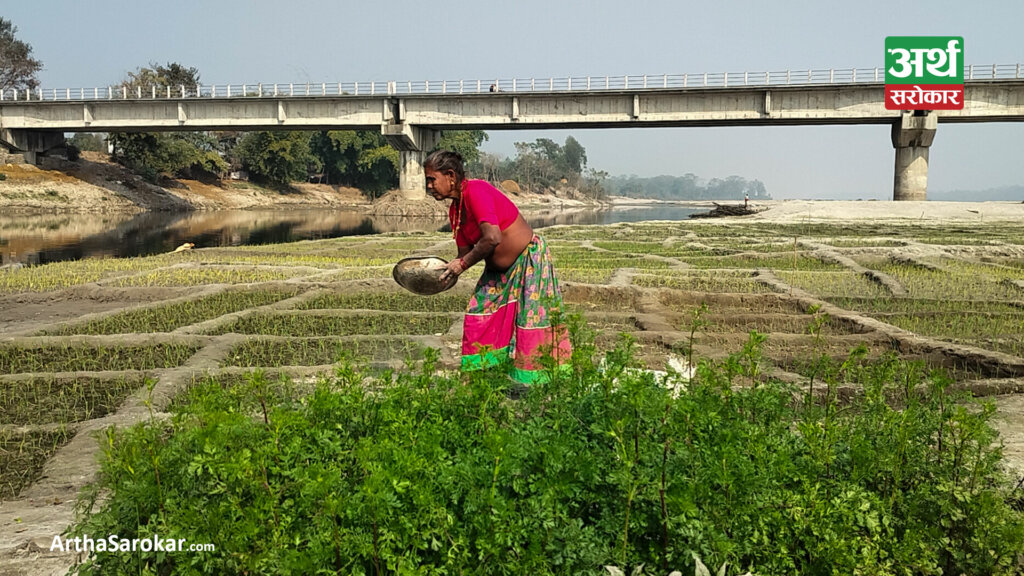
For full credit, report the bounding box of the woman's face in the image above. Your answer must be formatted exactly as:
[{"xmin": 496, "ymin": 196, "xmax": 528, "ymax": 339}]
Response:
[{"xmin": 425, "ymin": 168, "xmax": 457, "ymax": 201}]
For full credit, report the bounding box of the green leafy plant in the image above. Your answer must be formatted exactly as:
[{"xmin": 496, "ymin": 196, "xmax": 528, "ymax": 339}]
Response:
[{"xmin": 68, "ymin": 331, "xmax": 1024, "ymax": 575}]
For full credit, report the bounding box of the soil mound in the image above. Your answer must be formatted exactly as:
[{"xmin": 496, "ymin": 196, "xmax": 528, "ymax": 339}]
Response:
[
  {"xmin": 499, "ymin": 180, "xmax": 522, "ymax": 195},
  {"xmin": 369, "ymin": 191, "xmax": 448, "ymax": 217}
]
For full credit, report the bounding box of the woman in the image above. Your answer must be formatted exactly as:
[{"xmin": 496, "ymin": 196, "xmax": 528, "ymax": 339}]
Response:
[{"xmin": 427, "ymin": 150, "xmax": 571, "ymax": 384}]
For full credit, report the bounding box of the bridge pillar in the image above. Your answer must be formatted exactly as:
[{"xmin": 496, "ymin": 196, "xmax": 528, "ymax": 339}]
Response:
[
  {"xmin": 381, "ymin": 124, "xmax": 440, "ymax": 200},
  {"xmin": 0, "ymin": 129, "xmax": 65, "ymax": 164},
  {"xmin": 890, "ymin": 112, "xmax": 937, "ymax": 201}
]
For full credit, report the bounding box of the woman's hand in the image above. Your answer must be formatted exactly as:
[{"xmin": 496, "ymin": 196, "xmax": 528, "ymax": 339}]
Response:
[{"xmin": 439, "ymin": 257, "xmax": 467, "ymax": 283}]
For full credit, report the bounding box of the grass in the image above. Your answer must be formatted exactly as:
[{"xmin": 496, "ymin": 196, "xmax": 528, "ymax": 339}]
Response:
[
  {"xmin": 872, "ymin": 312, "xmax": 1024, "ymax": 357},
  {"xmin": 633, "ymin": 271, "xmax": 775, "ymax": 293},
  {"xmin": 554, "ymin": 254, "xmax": 673, "ymax": 269},
  {"xmin": 591, "ymin": 241, "xmax": 732, "ymax": 258},
  {"xmin": 0, "ymin": 255, "xmax": 181, "ymax": 293},
  {"xmin": 873, "ymin": 263, "xmax": 1021, "ymax": 300},
  {"xmin": 774, "ymin": 271, "xmax": 892, "ymax": 299},
  {"xmin": 222, "ymin": 338, "xmax": 424, "ymax": 367},
  {"xmin": 939, "ymin": 259, "xmax": 1024, "ymax": 282},
  {"xmin": 781, "ymin": 349, "xmax": 990, "ymax": 382},
  {"xmin": 0, "ymin": 429, "xmax": 71, "ymax": 499},
  {"xmin": 558, "ymin": 268, "xmax": 616, "ymax": 284},
  {"xmin": 47, "ymin": 289, "xmax": 299, "ymax": 335},
  {"xmin": 682, "ymin": 254, "xmax": 846, "ymax": 271},
  {"xmin": 211, "ymin": 313, "xmax": 454, "ymax": 337},
  {"xmin": 0, "ymin": 376, "xmax": 144, "ymax": 425},
  {"xmin": 821, "ymin": 238, "xmax": 907, "ymax": 248},
  {"xmin": 659, "ymin": 292, "xmax": 806, "ymax": 315},
  {"xmin": 319, "ymin": 266, "xmax": 395, "ymax": 281},
  {"xmin": 298, "ymin": 291, "xmax": 468, "ymax": 312},
  {"xmin": 686, "ymin": 313, "xmax": 862, "ymax": 336},
  {"xmin": 193, "ymin": 252, "xmax": 394, "ymax": 268},
  {"xmin": 0, "ymin": 344, "xmax": 199, "ymax": 374},
  {"xmin": 827, "ymin": 297, "xmax": 1023, "ymax": 315},
  {"xmin": 108, "ymin": 267, "xmax": 298, "ymax": 287}
]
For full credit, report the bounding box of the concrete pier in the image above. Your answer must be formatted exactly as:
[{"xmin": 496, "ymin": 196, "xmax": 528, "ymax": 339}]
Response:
[
  {"xmin": 891, "ymin": 113, "xmax": 937, "ymax": 201},
  {"xmin": 0, "ymin": 129, "xmax": 64, "ymax": 165},
  {"xmin": 382, "ymin": 124, "xmax": 439, "ymax": 199}
]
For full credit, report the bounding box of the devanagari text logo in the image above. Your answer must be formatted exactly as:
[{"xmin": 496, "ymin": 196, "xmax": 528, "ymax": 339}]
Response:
[{"xmin": 885, "ymin": 36, "xmax": 964, "ymax": 110}]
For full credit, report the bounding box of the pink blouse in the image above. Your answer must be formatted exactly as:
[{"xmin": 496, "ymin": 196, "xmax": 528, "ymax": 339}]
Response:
[{"xmin": 450, "ymin": 179, "xmax": 520, "ymax": 248}]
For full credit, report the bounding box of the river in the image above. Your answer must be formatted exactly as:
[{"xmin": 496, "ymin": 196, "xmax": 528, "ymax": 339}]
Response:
[{"xmin": 0, "ymin": 205, "xmax": 706, "ymax": 266}]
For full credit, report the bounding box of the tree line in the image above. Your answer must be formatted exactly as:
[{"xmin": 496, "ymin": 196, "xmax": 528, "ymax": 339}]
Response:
[
  {"xmin": 606, "ymin": 173, "xmax": 770, "ymax": 201},
  {"xmin": 67, "ymin": 61, "xmax": 610, "ymax": 199},
  {"xmin": 472, "ymin": 137, "xmax": 608, "ymax": 200}
]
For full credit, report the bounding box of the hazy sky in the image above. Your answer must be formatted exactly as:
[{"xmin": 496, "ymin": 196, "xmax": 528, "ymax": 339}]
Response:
[{"xmin": 5, "ymin": 0, "xmax": 1023, "ymax": 199}]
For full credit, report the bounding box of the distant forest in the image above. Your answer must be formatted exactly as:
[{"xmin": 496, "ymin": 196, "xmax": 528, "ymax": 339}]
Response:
[
  {"xmin": 606, "ymin": 174, "xmax": 771, "ymax": 201},
  {"xmin": 930, "ymin": 185, "xmax": 1024, "ymax": 202}
]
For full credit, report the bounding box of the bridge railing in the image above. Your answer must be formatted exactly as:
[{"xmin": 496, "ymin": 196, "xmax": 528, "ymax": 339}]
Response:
[{"xmin": 3, "ymin": 64, "xmax": 1023, "ymax": 102}]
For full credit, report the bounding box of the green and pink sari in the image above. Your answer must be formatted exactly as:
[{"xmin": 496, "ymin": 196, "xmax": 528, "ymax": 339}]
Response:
[{"xmin": 461, "ymin": 235, "xmax": 572, "ymax": 384}]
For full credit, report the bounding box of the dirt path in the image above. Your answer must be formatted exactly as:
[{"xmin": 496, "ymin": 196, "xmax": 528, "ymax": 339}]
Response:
[{"xmin": 992, "ymin": 394, "xmax": 1024, "ymax": 478}]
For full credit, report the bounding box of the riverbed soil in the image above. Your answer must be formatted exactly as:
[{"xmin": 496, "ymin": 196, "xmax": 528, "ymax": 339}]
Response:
[
  {"xmin": 0, "ymin": 153, "xmax": 598, "ymax": 213},
  {"xmin": 0, "ymin": 199, "xmax": 1023, "ymax": 575}
]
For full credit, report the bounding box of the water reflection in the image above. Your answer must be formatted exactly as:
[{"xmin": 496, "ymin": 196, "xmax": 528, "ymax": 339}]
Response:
[{"xmin": 0, "ymin": 205, "xmax": 704, "ymax": 266}]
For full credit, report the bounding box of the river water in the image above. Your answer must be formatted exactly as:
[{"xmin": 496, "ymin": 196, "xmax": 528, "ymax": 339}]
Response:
[{"xmin": 0, "ymin": 205, "xmax": 706, "ymax": 266}]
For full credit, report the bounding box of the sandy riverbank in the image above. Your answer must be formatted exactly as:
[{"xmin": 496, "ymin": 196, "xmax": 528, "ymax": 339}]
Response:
[{"xmin": 741, "ymin": 199, "xmax": 1024, "ymax": 223}]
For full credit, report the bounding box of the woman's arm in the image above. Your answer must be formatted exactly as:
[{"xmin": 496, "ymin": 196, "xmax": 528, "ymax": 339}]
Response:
[
  {"xmin": 461, "ymin": 223, "xmax": 501, "ymax": 268},
  {"xmin": 440, "ymin": 223, "xmax": 501, "ymax": 281}
]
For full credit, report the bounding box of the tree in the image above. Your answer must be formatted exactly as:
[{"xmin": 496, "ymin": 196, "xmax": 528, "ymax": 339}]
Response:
[
  {"xmin": 106, "ymin": 62, "xmax": 227, "ymax": 181},
  {"xmin": 579, "ymin": 168, "xmax": 609, "ymax": 200},
  {"xmin": 563, "ymin": 136, "xmax": 587, "ymax": 174},
  {"xmin": 435, "ymin": 130, "xmax": 488, "ymax": 166},
  {"xmin": 474, "ymin": 152, "xmax": 503, "ymax": 182},
  {"xmin": 108, "ymin": 132, "xmax": 228, "ymax": 181},
  {"xmin": 237, "ymin": 131, "xmax": 319, "ymax": 188},
  {"xmin": 0, "ymin": 18, "xmax": 42, "ymax": 92},
  {"xmin": 310, "ymin": 131, "xmax": 398, "ymax": 197},
  {"xmin": 120, "ymin": 62, "xmax": 200, "ymax": 94},
  {"xmin": 68, "ymin": 133, "xmax": 106, "ymax": 152},
  {"xmin": 604, "ymin": 173, "xmax": 770, "ymax": 200}
]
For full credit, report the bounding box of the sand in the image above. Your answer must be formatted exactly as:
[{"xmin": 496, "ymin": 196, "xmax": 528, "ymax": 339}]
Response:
[{"xmin": 745, "ymin": 199, "xmax": 1024, "ymax": 223}]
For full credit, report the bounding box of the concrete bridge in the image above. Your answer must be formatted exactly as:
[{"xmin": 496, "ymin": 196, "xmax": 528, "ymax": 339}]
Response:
[{"xmin": 2, "ymin": 65, "xmax": 1024, "ymax": 200}]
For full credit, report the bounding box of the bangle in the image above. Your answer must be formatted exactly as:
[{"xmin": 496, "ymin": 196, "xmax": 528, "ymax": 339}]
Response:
[{"xmin": 457, "ymin": 257, "xmax": 468, "ymax": 270}]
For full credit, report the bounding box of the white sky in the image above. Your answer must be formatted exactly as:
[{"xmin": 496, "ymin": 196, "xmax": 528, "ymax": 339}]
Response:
[{"xmin": 5, "ymin": 0, "xmax": 1024, "ymax": 199}]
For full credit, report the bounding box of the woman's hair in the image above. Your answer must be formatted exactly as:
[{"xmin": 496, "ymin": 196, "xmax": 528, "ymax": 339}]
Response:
[{"xmin": 424, "ymin": 150, "xmax": 465, "ymax": 185}]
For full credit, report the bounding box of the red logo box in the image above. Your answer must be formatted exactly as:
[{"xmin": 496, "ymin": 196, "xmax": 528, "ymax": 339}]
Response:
[{"xmin": 885, "ymin": 84, "xmax": 964, "ymax": 110}]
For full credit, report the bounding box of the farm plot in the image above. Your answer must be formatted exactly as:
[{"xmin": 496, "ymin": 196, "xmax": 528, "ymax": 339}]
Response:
[
  {"xmin": 45, "ymin": 288, "xmax": 299, "ymax": 335},
  {"xmin": 0, "ymin": 428, "xmax": 71, "ymax": 499},
  {"xmin": 634, "ymin": 270, "xmax": 774, "ymax": 293},
  {"xmin": 0, "ymin": 376, "xmax": 144, "ymax": 425},
  {"xmin": 211, "ymin": 311, "xmax": 455, "ymax": 337},
  {"xmin": 0, "ymin": 343, "xmax": 199, "ymax": 374},
  {"xmin": 0, "ymin": 254, "xmax": 185, "ymax": 293},
  {"xmin": 223, "ymin": 337, "xmax": 425, "ymax": 367},
  {"xmin": 861, "ymin": 262, "xmax": 1022, "ymax": 301},
  {"xmin": 107, "ymin": 266, "xmax": 299, "ymax": 287},
  {"xmin": 4, "ymin": 219, "xmax": 1024, "ymax": 575},
  {"xmin": 298, "ymin": 290, "xmax": 469, "ymax": 312}
]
